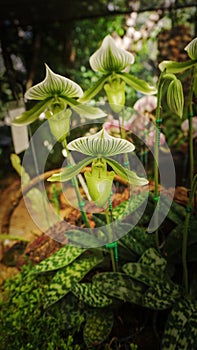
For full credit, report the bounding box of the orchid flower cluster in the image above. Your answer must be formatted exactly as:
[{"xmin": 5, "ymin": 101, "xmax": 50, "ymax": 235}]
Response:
[{"xmin": 12, "ymin": 34, "xmax": 197, "ymax": 211}]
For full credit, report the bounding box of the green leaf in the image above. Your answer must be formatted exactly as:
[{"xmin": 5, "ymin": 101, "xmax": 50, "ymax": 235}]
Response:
[
  {"xmin": 105, "ymin": 157, "xmax": 148, "ymax": 186},
  {"xmin": 185, "ymin": 38, "xmax": 197, "ymax": 60},
  {"xmin": 122, "ymin": 262, "xmax": 166, "ymax": 287},
  {"xmin": 56, "ymin": 294, "xmax": 85, "ymax": 329},
  {"xmin": 65, "ymin": 229, "xmax": 107, "ymax": 247},
  {"xmin": 31, "ymin": 244, "xmax": 85, "ymax": 273},
  {"xmin": 11, "ymin": 99, "xmax": 51, "ymax": 125},
  {"xmin": 89, "ymin": 35, "xmax": 134, "ymax": 74},
  {"xmin": 71, "ymin": 282, "xmax": 113, "ymax": 307},
  {"xmin": 25, "ymin": 64, "xmax": 83, "ymax": 100},
  {"xmin": 112, "ymin": 192, "xmax": 148, "ymax": 221},
  {"xmin": 83, "ymin": 309, "xmax": 114, "ymax": 347},
  {"xmin": 47, "ymin": 156, "xmax": 94, "ymax": 182},
  {"xmin": 79, "ymin": 75, "xmax": 110, "ymax": 102},
  {"xmin": 143, "ymin": 281, "xmax": 181, "ymax": 310},
  {"xmin": 159, "ymin": 59, "xmax": 197, "ymax": 73},
  {"xmin": 67, "ymin": 128, "xmax": 135, "ymax": 157},
  {"xmin": 118, "ymin": 72, "xmax": 157, "ymax": 95},
  {"xmin": 161, "ymin": 298, "xmax": 197, "ymax": 350},
  {"xmin": 44, "ymin": 253, "xmax": 103, "ymax": 307},
  {"xmin": 119, "ymin": 226, "xmax": 156, "ymax": 256},
  {"xmin": 167, "ymin": 79, "xmax": 184, "ymax": 118},
  {"xmin": 93, "ymin": 272, "xmax": 146, "ymax": 304},
  {"xmin": 139, "ymin": 247, "xmax": 167, "ymax": 270}
]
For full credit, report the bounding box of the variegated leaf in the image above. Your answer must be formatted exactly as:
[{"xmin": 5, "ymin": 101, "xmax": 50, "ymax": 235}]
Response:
[
  {"xmin": 83, "ymin": 309, "xmax": 114, "ymax": 347},
  {"xmin": 89, "ymin": 35, "xmax": 134, "ymax": 73},
  {"xmin": 93, "ymin": 272, "xmax": 146, "ymax": 304},
  {"xmin": 119, "ymin": 226, "xmax": 156, "ymax": 256},
  {"xmin": 44, "ymin": 253, "xmax": 103, "ymax": 307},
  {"xmin": 143, "ymin": 281, "xmax": 181, "ymax": 310},
  {"xmin": 139, "ymin": 247, "xmax": 167, "ymax": 270},
  {"xmin": 161, "ymin": 298, "xmax": 197, "ymax": 350},
  {"xmin": 31, "ymin": 245, "xmax": 85, "ymax": 273},
  {"xmin": 71, "ymin": 282, "xmax": 113, "ymax": 307},
  {"xmin": 112, "ymin": 192, "xmax": 148, "ymax": 221},
  {"xmin": 122, "ymin": 262, "xmax": 165, "ymax": 287},
  {"xmin": 65, "ymin": 229, "xmax": 107, "ymax": 247}
]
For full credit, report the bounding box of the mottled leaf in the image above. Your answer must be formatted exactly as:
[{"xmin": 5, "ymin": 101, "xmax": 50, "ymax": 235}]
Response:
[
  {"xmin": 161, "ymin": 298, "xmax": 197, "ymax": 350},
  {"xmin": 31, "ymin": 245, "xmax": 85, "ymax": 273},
  {"xmin": 83, "ymin": 309, "xmax": 114, "ymax": 347},
  {"xmin": 71, "ymin": 282, "xmax": 113, "ymax": 307},
  {"xmin": 93, "ymin": 272, "xmax": 146, "ymax": 304},
  {"xmin": 143, "ymin": 281, "xmax": 181, "ymax": 310},
  {"xmin": 44, "ymin": 253, "xmax": 103, "ymax": 307}
]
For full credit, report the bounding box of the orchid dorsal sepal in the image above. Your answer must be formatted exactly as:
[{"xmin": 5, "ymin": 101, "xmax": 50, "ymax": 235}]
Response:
[
  {"xmin": 25, "ymin": 64, "xmax": 83, "ymax": 101},
  {"xmin": 89, "ymin": 34, "xmax": 135, "ymax": 74},
  {"xmin": 67, "ymin": 128, "xmax": 135, "ymax": 157},
  {"xmin": 185, "ymin": 37, "xmax": 197, "ymax": 60}
]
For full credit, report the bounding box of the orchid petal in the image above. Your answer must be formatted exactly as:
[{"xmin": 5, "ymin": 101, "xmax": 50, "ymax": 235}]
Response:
[
  {"xmin": 119, "ymin": 72, "xmax": 157, "ymax": 95},
  {"xmin": 79, "ymin": 75, "xmax": 110, "ymax": 102},
  {"xmin": 159, "ymin": 59, "xmax": 197, "ymax": 73},
  {"xmin": 11, "ymin": 99, "xmax": 51, "ymax": 126},
  {"xmin": 67, "ymin": 128, "xmax": 135, "ymax": 157},
  {"xmin": 89, "ymin": 35, "xmax": 134, "ymax": 74},
  {"xmin": 25, "ymin": 64, "xmax": 83, "ymax": 101},
  {"xmin": 62, "ymin": 96, "xmax": 106, "ymax": 119},
  {"xmin": 47, "ymin": 157, "xmax": 94, "ymax": 182},
  {"xmin": 105, "ymin": 158, "xmax": 149, "ymax": 186}
]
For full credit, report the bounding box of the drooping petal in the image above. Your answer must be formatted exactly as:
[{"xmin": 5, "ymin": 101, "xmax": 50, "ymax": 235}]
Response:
[
  {"xmin": 47, "ymin": 157, "xmax": 94, "ymax": 182},
  {"xmin": 185, "ymin": 37, "xmax": 197, "ymax": 60},
  {"xmin": 106, "ymin": 158, "xmax": 148, "ymax": 186},
  {"xmin": 89, "ymin": 35, "xmax": 135, "ymax": 74},
  {"xmin": 159, "ymin": 60, "xmax": 196, "ymax": 73},
  {"xmin": 25, "ymin": 64, "xmax": 83, "ymax": 101},
  {"xmin": 63, "ymin": 96, "xmax": 106, "ymax": 119},
  {"xmin": 119, "ymin": 72, "xmax": 157, "ymax": 95},
  {"xmin": 67, "ymin": 128, "xmax": 135, "ymax": 157},
  {"xmin": 11, "ymin": 99, "xmax": 51, "ymax": 125}
]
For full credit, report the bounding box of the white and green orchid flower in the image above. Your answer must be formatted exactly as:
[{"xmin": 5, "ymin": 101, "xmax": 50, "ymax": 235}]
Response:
[
  {"xmin": 12, "ymin": 64, "xmax": 106, "ymax": 129},
  {"xmin": 79, "ymin": 35, "xmax": 157, "ymax": 112},
  {"xmin": 159, "ymin": 37, "xmax": 197, "ymax": 74},
  {"xmin": 48, "ymin": 128, "xmax": 148, "ymax": 207}
]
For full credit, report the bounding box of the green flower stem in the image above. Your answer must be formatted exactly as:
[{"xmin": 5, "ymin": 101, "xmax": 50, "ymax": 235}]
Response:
[
  {"xmin": 105, "ymin": 207, "xmax": 118, "ymax": 272},
  {"xmin": 182, "ymin": 174, "xmax": 197, "ymax": 294},
  {"xmin": 154, "ymin": 73, "xmax": 165, "ymax": 249},
  {"xmin": 187, "ymin": 68, "xmax": 194, "ymax": 186},
  {"xmin": 62, "ymin": 140, "xmax": 91, "ymax": 228},
  {"xmin": 120, "ymin": 111, "xmax": 130, "ymax": 170}
]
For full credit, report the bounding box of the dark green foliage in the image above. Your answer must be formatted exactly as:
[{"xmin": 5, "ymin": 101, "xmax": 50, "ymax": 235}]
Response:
[
  {"xmin": 83, "ymin": 309, "xmax": 114, "ymax": 348},
  {"xmin": 161, "ymin": 298, "xmax": 197, "ymax": 350}
]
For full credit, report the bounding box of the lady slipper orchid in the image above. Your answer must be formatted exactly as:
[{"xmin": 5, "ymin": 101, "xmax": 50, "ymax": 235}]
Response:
[
  {"xmin": 48, "ymin": 128, "xmax": 148, "ymax": 207},
  {"xmin": 12, "ymin": 64, "xmax": 106, "ymax": 129},
  {"xmin": 79, "ymin": 35, "xmax": 157, "ymax": 112}
]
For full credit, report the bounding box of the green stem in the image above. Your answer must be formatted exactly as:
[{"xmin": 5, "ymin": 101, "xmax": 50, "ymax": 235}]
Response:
[
  {"xmin": 154, "ymin": 74, "xmax": 165, "ymax": 250},
  {"xmin": 105, "ymin": 207, "xmax": 118, "ymax": 272},
  {"xmin": 62, "ymin": 139, "xmax": 91, "ymax": 228},
  {"xmin": 182, "ymin": 174, "xmax": 197, "ymax": 294},
  {"xmin": 187, "ymin": 69, "xmax": 194, "ymax": 186},
  {"xmin": 120, "ymin": 110, "xmax": 130, "ymax": 169}
]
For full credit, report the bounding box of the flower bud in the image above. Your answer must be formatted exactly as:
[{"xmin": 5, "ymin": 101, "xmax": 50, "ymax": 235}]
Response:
[{"xmin": 167, "ymin": 79, "xmax": 184, "ymax": 118}]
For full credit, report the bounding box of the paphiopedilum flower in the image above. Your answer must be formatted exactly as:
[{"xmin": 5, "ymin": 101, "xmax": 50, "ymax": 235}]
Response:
[
  {"xmin": 79, "ymin": 35, "xmax": 157, "ymax": 112},
  {"xmin": 48, "ymin": 128, "xmax": 148, "ymax": 207},
  {"xmin": 12, "ymin": 64, "xmax": 106, "ymax": 129}
]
